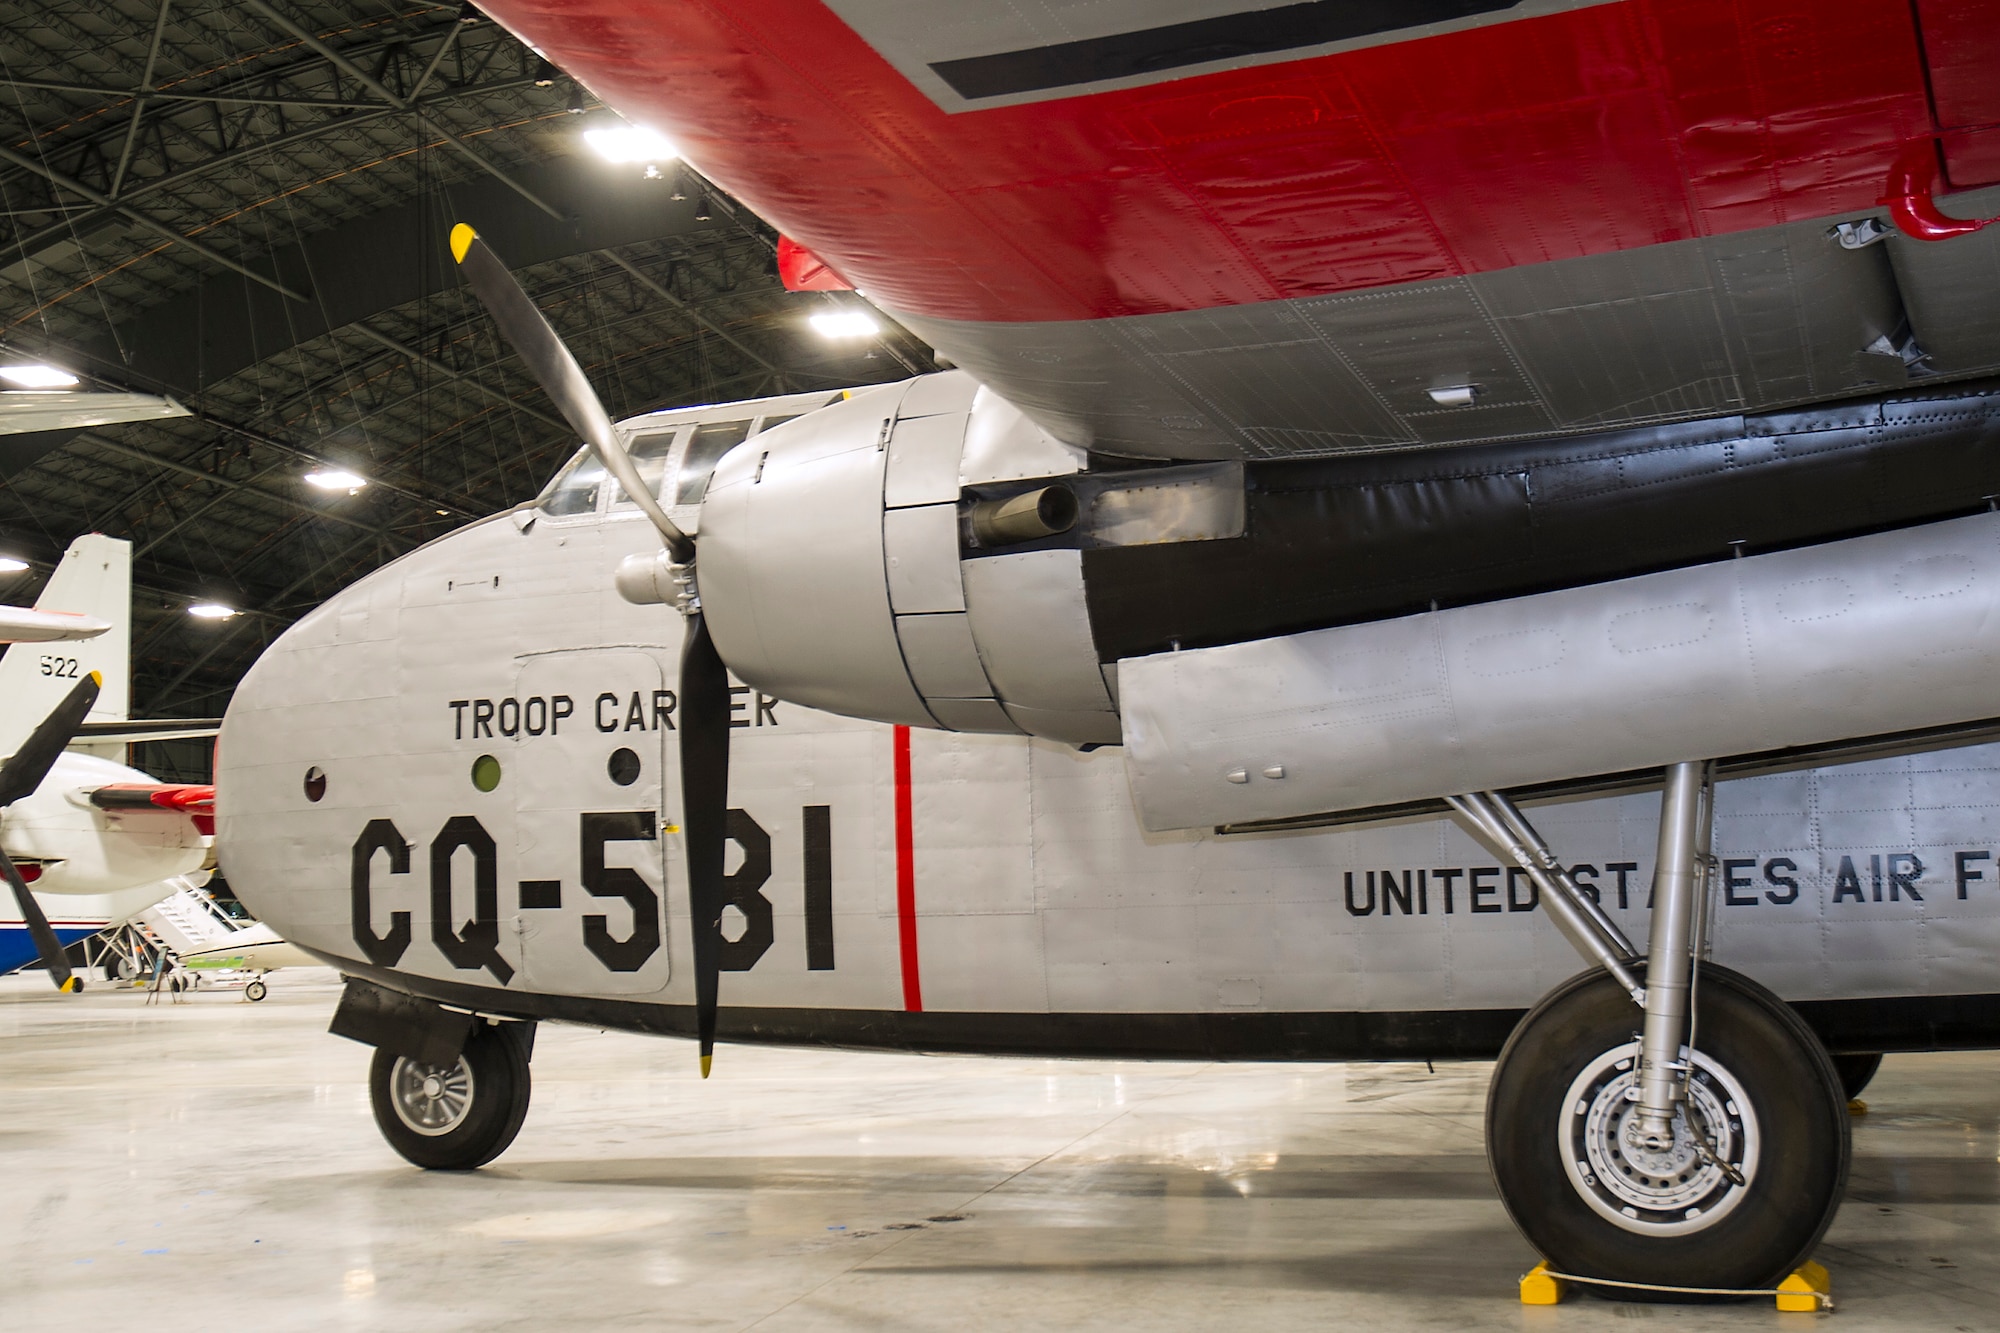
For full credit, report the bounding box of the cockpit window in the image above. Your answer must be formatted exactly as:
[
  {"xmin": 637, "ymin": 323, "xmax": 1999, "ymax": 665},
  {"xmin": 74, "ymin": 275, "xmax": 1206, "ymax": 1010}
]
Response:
[
  {"xmin": 540, "ymin": 449, "xmax": 606, "ymax": 517},
  {"xmin": 674, "ymin": 419, "xmax": 753, "ymax": 505},
  {"xmin": 609, "ymin": 429, "xmax": 684, "ymax": 510}
]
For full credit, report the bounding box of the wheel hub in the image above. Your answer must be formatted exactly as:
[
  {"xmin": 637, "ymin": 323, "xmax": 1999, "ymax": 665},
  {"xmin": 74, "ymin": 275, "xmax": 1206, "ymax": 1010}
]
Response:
[
  {"xmin": 389, "ymin": 1055, "xmax": 476, "ymax": 1137},
  {"xmin": 1560, "ymin": 1041, "xmax": 1758, "ymax": 1235}
]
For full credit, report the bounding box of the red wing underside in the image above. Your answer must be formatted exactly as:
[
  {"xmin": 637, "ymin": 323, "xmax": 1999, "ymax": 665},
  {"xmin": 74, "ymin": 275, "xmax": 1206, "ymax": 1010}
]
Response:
[{"xmin": 476, "ymin": 0, "xmax": 2000, "ymax": 458}]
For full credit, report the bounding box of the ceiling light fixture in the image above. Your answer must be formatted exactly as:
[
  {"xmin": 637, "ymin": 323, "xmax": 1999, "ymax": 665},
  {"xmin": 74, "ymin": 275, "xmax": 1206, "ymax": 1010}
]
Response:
[
  {"xmin": 304, "ymin": 469, "xmax": 368, "ymax": 493},
  {"xmin": 533, "ymin": 58, "xmax": 558, "ymax": 88},
  {"xmin": 584, "ymin": 124, "xmax": 677, "ymax": 166},
  {"xmin": 810, "ymin": 311, "xmax": 881, "ymax": 339},
  {"xmin": 0, "ymin": 556, "xmax": 29, "ymax": 573},
  {"xmin": 1427, "ymin": 384, "xmax": 1482, "ymax": 407},
  {"xmin": 188, "ymin": 603, "xmax": 240, "ymax": 620},
  {"xmin": 0, "ymin": 364, "xmax": 80, "ymax": 389}
]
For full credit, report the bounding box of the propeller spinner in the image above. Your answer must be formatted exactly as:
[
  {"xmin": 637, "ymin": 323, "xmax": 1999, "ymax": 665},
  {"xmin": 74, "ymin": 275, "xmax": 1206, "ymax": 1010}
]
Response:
[
  {"xmin": 0, "ymin": 672, "xmax": 104, "ymax": 992},
  {"xmin": 450, "ymin": 223, "xmax": 730, "ymax": 1076}
]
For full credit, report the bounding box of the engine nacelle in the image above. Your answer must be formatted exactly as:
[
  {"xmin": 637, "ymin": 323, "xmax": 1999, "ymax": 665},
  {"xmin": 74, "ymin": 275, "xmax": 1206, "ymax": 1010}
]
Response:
[{"xmin": 694, "ymin": 373, "xmax": 1134, "ymax": 744}]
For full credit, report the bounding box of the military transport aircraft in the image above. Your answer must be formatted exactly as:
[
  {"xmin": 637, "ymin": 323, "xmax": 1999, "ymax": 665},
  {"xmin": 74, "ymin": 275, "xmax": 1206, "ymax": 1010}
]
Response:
[
  {"xmin": 211, "ymin": 0, "xmax": 2000, "ymax": 1305},
  {"xmin": 1, "ymin": 535, "xmax": 217, "ymax": 985}
]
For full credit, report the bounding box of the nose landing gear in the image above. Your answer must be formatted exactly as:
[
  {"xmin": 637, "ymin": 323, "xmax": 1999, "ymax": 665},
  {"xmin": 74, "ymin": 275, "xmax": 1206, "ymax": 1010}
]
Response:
[
  {"xmin": 1461, "ymin": 762, "xmax": 1850, "ymax": 1297},
  {"xmin": 369, "ymin": 1020, "xmax": 533, "ymax": 1170}
]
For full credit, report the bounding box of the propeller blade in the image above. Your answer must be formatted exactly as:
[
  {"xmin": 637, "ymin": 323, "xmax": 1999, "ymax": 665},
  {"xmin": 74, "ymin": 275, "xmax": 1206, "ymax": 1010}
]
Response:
[
  {"xmin": 449, "ymin": 223, "xmax": 692, "ymax": 562},
  {"xmin": 0, "ymin": 672, "xmax": 102, "ymax": 809},
  {"xmin": 0, "ymin": 849, "xmax": 78, "ymax": 991},
  {"xmin": 0, "ymin": 672, "xmax": 100, "ymax": 994},
  {"xmin": 679, "ymin": 612, "xmax": 730, "ymax": 1076}
]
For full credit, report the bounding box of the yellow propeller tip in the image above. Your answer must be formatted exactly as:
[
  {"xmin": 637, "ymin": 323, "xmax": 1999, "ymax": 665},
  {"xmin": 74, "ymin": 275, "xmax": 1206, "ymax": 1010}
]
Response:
[
  {"xmin": 59, "ymin": 976, "xmax": 80, "ymax": 993},
  {"xmin": 450, "ymin": 223, "xmax": 478, "ymax": 264},
  {"xmin": 699, "ymin": 1053, "xmax": 712, "ymax": 1079},
  {"xmin": 87, "ymin": 669, "xmax": 103, "ymax": 687}
]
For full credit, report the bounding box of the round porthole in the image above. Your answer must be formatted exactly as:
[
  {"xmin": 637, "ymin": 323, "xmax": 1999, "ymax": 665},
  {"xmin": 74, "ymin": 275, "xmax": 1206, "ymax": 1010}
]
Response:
[
  {"xmin": 471, "ymin": 754, "xmax": 502, "ymax": 792},
  {"xmin": 607, "ymin": 747, "xmax": 641, "ymax": 786},
  {"xmin": 303, "ymin": 766, "xmax": 326, "ymax": 802}
]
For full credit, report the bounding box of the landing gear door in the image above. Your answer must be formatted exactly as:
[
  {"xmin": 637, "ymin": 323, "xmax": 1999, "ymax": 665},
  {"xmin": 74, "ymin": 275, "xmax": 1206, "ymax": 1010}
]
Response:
[{"xmin": 511, "ymin": 649, "xmax": 674, "ymax": 996}]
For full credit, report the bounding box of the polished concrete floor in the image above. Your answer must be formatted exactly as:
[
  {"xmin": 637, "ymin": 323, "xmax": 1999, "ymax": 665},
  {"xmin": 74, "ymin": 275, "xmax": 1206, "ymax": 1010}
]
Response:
[{"xmin": 2, "ymin": 971, "xmax": 1996, "ymax": 1331}]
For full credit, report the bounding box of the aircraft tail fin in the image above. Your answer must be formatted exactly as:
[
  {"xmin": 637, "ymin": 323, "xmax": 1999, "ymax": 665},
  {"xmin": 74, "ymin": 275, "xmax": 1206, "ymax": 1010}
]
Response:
[{"xmin": 0, "ymin": 534, "xmax": 131, "ymax": 757}]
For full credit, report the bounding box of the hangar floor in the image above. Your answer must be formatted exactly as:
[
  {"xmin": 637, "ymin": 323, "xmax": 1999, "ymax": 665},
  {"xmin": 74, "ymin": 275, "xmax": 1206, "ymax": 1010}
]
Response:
[{"xmin": 1, "ymin": 971, "xmax": 1995, "ymax": 1331}]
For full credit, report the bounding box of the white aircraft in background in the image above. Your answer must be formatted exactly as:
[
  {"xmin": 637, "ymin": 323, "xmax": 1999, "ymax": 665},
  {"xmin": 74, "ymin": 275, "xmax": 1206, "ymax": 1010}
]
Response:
[{"xmin": 0, "ymin": 535, "xmax": 218, "ymax": 983}]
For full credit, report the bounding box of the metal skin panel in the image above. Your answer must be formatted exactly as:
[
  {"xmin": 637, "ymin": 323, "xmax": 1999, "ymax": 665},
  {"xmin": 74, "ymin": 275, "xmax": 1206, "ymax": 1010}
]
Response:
[
  {"xmin": 895, "ymin": 368, "xmax": 980, "ymax": 418},
  {"xmin": 961, "ymin": 549, "xmax": 1116, "ymax": 716},
  {"xmin": 894, "ymin": 613, "xmax": 993, "ymax": 701},
  {"xmin": 1002, "ymin": 703, "xmax": 1123, "ymax": 748},
  {"xmin": 586, "ymin": 387, "xmax": 859, "ymax": 539},
  {"xmin": 923, "ymin": 697, "xmax": 1022, "ymax": 734},
  {"xmin": 512, "ymin": 650, "xmax": 672, "ymax": 995},
  {"xmin": 698, "ymin": 386, "xmax": 933, "ymax": 728},
  {"xmin": 894, "ymin": 211, "xmax": 1962, "ymax": 460},
  {"xmin": 1120, "ymin": 512, "xmax": 2000, "ymax": 831},
  {"xmin": 883, "ymin": 412, "xmax": 971, "ymax": 508},
  {"xmin": 882, "ymin": 505, "xmax": 964, "ymax": 614},
  {"xmin": 218, "ymin": 455, "xmax": 2000, "ymax": 1053},
  {"xmin": 959, "ymin": 387, "xmax": 1085, "ymax": 486},
  {"xmin": 1087, "ymin": 463, "xmax": 1245, "ymax": 546}
]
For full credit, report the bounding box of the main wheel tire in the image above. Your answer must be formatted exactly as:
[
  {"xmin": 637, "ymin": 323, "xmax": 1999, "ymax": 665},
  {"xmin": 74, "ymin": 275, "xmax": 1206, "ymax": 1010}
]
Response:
[
  {"xmin": 1831, "ymin": 1052, "xmax": 1883, "ymax": 1101},
  {"xmin": 243, "ymin": 979, "xmax": 268, "ymax": 1002},
  {"xmin": 1487, "ymin": 964, "xmax": 1849, "ymax": 1298},
  {"xmin": 369, "ymin": 1023, "xmax": 532, "ymax": 1170}
]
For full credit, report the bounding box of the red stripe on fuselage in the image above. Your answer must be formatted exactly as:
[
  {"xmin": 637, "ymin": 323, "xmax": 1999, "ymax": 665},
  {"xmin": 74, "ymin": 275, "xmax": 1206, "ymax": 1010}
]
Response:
[
  {"xmin": 893, "ymin": 724, "xmax": 921, "ymax": 1013},
  {"xmin": 480, "ymin": 0, "xmax": 1940, "ymax": 323}
]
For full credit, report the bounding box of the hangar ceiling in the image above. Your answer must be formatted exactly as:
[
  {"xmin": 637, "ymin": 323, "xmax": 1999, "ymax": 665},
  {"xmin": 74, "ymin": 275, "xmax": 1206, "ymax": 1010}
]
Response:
[{"xmin": 0, "ymin": 0, "xmax": 929, "ymax": 772}]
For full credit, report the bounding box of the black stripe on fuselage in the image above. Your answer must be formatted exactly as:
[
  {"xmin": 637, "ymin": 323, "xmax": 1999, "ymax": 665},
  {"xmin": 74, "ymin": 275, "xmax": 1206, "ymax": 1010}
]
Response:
[
  {"xmin": 318, "ymin": 950, "xmax": 2000, "ymax": 1061},
  {"xmin": 929, "ymin": 0, "xmax": 1518, "ymax": 100}
]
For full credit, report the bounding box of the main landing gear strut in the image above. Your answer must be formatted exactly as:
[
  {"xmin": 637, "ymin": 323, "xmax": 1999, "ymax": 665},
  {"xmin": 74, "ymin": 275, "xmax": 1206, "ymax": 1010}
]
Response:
[{"xmin": 1454, "ymin": 762, "xmax": 1850, "ymax": 1296}]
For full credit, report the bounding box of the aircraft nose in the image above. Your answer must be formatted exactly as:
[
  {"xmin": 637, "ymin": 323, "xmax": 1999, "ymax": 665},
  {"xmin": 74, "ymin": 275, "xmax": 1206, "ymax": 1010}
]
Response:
[{"xmin": 215, "ymin": 569, "xmax": 402, "ymax": 928}]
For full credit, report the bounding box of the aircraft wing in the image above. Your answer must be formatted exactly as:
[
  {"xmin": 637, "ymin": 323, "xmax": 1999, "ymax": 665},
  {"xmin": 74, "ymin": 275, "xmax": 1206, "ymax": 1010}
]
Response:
[
  {"xmin": 73, "ymin": 718, "xmax": 222, "ymax": 743},
  {"xmin": 0, "ymin": 607, "xmax": 111, "ymax": 644},
  {"xmin": 477, "ymin": 0, "xmax": 2000, "ymax": 461},
  {"xmin": 0, "ymin": 390, "xmax": 189, "ymax": 437}
]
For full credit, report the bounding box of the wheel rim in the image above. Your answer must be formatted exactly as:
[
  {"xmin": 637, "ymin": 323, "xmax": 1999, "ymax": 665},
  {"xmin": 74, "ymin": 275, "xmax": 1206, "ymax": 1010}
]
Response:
[
  {"xmin": 1559, "ymin": 1040, "xmax": 1760, "ymax": 1236},
  {"xmin": 388, "ymin": 1055, "xmax": 477, "ymax": 1136}
]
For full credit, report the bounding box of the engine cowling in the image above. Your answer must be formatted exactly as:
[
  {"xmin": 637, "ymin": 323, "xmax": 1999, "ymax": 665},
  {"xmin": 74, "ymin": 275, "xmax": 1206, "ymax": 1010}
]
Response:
[{"xmin": 694, "ymin": 372, "xmax": 1124, "ymax": 744}]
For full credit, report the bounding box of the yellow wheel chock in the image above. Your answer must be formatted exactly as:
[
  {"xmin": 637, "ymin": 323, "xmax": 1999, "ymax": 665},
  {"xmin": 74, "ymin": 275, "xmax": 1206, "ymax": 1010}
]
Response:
[{"xmin": 1517, "ymin": 1259, "xmax": 1831, "ymax": 1310}]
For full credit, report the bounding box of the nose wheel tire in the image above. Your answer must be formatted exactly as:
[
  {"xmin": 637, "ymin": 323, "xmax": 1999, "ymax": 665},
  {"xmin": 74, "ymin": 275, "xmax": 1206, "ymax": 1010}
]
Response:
[
  {"xmin": 243, "ymin": 979, "xmax": 268, "ymax": 1002},
  {"xmin": 369, "ymin": 1022, "xmax": 532, "ymax": 1170},
  {"xmin": 1486, "ymin": 964, "xmax": 1849, "ymax": 1298}
]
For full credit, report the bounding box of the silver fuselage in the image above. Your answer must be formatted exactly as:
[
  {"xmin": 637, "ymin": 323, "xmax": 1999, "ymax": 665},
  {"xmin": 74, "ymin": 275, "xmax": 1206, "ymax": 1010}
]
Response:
[{"xmin": 216, "ymin": 400, "xmax": 2000, "ymax": 1059}]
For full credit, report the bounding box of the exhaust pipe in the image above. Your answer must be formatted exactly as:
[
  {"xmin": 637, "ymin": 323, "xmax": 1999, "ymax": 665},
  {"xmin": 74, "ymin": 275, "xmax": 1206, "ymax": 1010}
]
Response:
[{"xmin": 970, "ymin": 485, "xmax": 1077, "ymax": 545}]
